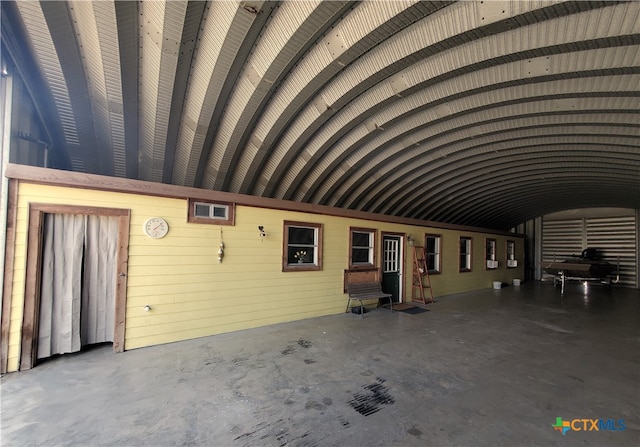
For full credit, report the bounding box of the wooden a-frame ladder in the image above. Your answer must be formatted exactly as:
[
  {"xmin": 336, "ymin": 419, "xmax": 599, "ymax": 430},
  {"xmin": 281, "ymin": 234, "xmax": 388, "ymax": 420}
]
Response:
[{"xmin": 412, "ymin": 245, "xmax": 434, "ymax": 304}]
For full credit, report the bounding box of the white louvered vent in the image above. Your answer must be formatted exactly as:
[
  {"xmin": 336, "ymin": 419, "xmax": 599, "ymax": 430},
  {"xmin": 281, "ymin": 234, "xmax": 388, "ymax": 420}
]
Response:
[{"xmin": 587, "ymin": 216, "xmax": 637, "ymax": 287}]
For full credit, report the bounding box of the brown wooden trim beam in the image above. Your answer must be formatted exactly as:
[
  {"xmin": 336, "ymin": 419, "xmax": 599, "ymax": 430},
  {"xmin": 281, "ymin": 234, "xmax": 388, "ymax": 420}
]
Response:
[
  {"xmin": 113, "ymin": 212, "xmax": 130, "ymax": 353},
  {"xmin": 1, "ymin": 180, "xmax": 18, "ymax": 373},
  {"xmin": 20, "ymin": 205, "xmax": 44, "ymax": 370},
  {"xmin": 4, "ymin": 164, "xmax": 523, "ymax": 238}
]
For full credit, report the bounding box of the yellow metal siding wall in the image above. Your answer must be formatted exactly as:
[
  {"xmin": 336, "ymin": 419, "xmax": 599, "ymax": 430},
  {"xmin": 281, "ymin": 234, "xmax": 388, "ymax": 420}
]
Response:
[
  {"xmin": 424, "ymin": 232, "xmax": 526, "ymax": 296},
  {"xmin": 6, "ymin": 183, "xmax": 524, "ymax": 372},
  {"xmin": 126, "ymin": 206, "xmax": 350, "ymax": 349}
]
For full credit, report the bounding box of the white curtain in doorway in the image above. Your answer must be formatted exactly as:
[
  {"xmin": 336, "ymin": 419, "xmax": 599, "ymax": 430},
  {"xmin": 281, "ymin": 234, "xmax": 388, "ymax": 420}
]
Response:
[
  {"xmin": 81, "ymin": 215, "xmax": 116, "ymax": 345},
  {"xmin": 38, "ymin": 214, "xmax": 117, "ymax": 359},
  {"xmin": 38, "ymin": 214, "xmax": 84, "ymax": 358}
]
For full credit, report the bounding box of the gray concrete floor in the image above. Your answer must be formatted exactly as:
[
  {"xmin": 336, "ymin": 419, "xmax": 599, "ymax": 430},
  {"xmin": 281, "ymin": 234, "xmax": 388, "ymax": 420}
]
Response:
[{"xmin": 1, "ymin": 281, "xmax": 639, "ymax": 447}]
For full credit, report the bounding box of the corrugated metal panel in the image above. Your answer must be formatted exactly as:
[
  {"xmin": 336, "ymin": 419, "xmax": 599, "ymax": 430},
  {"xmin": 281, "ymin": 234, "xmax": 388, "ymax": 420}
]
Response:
[
  {"xmin": 321, "ymin": 94, "xmax": 637, "ymax": 218},
  {"xmin": 289, "ymin": 121, "xmax": 371, "ymax": 202},
  {"xmin": 251, "ymin": 1, "xmax": 443, "ymax": 197},
  {"xmin": 226, "ymin": 2, "xmax": 366, "ymax": 192},
  {"xmin": 267, "ymin": 3, "xmax": 640, "ymax": 206},
  {"xmin": 71, "ymin": 0, "xmax": 126, "ymax": 177},
  {"xmin": 542, "ymin": 216, "xmax": 637, "ymax": 288},
  {"xmin": 15, "ymin": 2, "xmax": 79, "ymax": 145},
  {"xmin": 226, "ymin": 0, "xmax": 344, "ymax": 192},
  {"xmin": 138, "ymin": 1, "xmax": 188, "ymax": 182},
  {"xmin": 322, "ymin": 115, "xmax": 637, "ymax": 211},
  {"xmin": 256, "ymin": 108, "xmax": 317, "ymax": 196},
  {"xmin": 587, "ymin": 216, "xmax": 637, "ymax": 287},
  {"xmin": 542, "ymin": 219, "xmax": 584, "ymax": 263},
  {"xmin": 201, "ymin": 0, "xmax": 283, "ymax": 190},
  {"xmin": 39, "ymin": 1, "xmax": 105, "ymax": 173},
  {"xmin": 301, "ymin": 87, "xmax": 637, "ymax": 202},
  {"xmin": 273, "ymin": 82, "xmax": 394, "ymax": 200},
  {"xmin": 151, "ymin": 2, "xmax": 186, "ymax": 182},
  {"xmin": 4, "ymin": 0, "xmax": 640, "ymax": 231},
  {"xmin": 202, "ymin": 74, "xmax": 254, "ymax": 188},
  {"xmin": 138, "ymin": 0, "xmax": 165, "ymax": 180},
  {"xmin": 159, "ymin": 0, "xmax": 206, "ymax": 184},
  {"xmin": 384, "ymin": 145, "xmax": 638, "ymax": 217},
  {"xmin": 172, "ymin": 1, "xmax": 238, "ymax": 185},
  {"xmin": 250, "ymin": 1, "xmax": 320, "ymax": 75}
]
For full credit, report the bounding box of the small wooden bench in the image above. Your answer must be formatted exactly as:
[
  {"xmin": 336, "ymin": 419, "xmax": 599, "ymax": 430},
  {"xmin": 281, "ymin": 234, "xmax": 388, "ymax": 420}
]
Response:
[{"xmin": 346, "ymin": 281, "xmax": 393, "ymax": 318}]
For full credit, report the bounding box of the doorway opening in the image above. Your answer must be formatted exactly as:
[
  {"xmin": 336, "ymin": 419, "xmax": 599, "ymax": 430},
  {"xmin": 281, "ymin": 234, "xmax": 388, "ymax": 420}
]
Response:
[
  {"xmin": 20, "ymin": 204, "xmax": 130, "ymax": 370},
  {"xmin": 381, "ymin": 233, "xmax": 404, "ymax": 304}
]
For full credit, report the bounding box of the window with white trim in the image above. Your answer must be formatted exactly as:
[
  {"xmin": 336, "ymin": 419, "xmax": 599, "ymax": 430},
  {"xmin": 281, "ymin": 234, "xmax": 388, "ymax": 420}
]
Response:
[
  {"xmin": 425, "ymin": 234, "xmax": 441, "ymax": 273},
  {"xmin": 283, "ymin": 221, "xmax": 322, "ymax": 271},
  {"xmin": 196, "ymin": 202, "xmax": 228, "ymax": 219},
  {"xmin": 349, "ymin": 228, "xmax": 376, "ymax": 269},
  {"xmin": 188, "ymin": 198, "xmax": 235, "ymax": 225},
  {"xmin": 506, "ymin": 240, "xmax": 518, "ymax": 268},
  {"xmin": 459, "ymin": 237, "xmax": 472, "ymax": 272},
  {"xmin": 486, "ymin": 238, "xmax": 498, "ymax": 269}
]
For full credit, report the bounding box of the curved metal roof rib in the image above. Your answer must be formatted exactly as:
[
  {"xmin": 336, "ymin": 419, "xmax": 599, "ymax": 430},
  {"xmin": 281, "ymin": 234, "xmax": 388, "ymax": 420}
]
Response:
[
  {"xmin": 2, "ymin": 0, "xmax": 639, "ymax": 231},
  {"xmin": 169, "ymin": 0, "xmax": 276, "ymax": 186},
  {"xmin": 203, "ymin": 0, "xmax": 358, "ymax": 191}
]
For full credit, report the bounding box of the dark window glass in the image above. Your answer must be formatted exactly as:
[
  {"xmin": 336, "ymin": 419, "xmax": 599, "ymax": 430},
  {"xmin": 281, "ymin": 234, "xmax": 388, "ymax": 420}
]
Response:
[
  {"xmin": 352, "ymin": 248, "xmax": 370, "ymax": 263},
  {"xmin": 194, "ymin": 203, "xmax": 210, "ymax": 217},
  {"xmin": 426, "ymin": 254, "xmax": 436, "ymax": 271},
  {"xmin": 352, "ymin": 232, "xmax": 370, "ymax": 247},
  {"xmin": 288, "ymin": 227, "xmax": 315, "ymax": 245},
  {"xmin": 212, "ymin": 206, "xmax": 227, "ymax": 218}
]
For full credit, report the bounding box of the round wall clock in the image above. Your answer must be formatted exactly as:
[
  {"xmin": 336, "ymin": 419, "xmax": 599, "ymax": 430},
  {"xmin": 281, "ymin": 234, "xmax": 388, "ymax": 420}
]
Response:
[{"xmin": 143, "ymin": 217, "xmax": 169, "ymax": 239}]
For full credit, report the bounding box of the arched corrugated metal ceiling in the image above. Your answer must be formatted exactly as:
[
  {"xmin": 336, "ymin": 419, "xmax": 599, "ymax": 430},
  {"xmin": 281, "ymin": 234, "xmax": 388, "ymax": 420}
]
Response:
[{"xmin": 2, "ymin": 0, "xmax": 639, "ymax": 230}]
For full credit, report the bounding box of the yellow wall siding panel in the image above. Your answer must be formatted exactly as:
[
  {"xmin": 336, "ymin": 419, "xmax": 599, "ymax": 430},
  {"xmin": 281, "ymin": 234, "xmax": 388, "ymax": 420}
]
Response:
[
  {"xmin": 125, "ymin": 317, "xmax": 300, "ymax": 350},
  {"xmin": 5, "ymin": 181, "xmax": 524, "ymax": 372},
  {"xmin": 126, "ymin": 263, "xmax": 221, "ymax": 277},
  {"xmin": 127, "ymin": 254, "xmax": 217, "ymax": 266},
  {"xmin": 128, "ymin": 297, "xmax": 340, "ymax": 330},
  {"xmin": 6, "ymin": 185, "xmax": 27, "ymax": 371},
  {"xmin": 415, "ymin": 230, "xmax": 526, "ymax": 297},
  {"xmin": 7, "ymin": 314, "xmax": 23, "ymax": 371},
  {"xmin": 125, "ymin": 303, "xmax": 334, "ymax": 342}
]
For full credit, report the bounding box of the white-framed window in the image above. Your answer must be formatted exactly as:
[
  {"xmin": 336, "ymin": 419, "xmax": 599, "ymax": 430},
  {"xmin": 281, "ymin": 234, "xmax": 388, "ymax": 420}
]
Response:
[
  {"xmin": 425, "ymin": 234, "xmax": 441, "ymax": 273},
  {"xmin": 486, "ymin": 238, "xmax": 498, "ymax": 269},
  {"xmin": 283, "ymin": 221, "xmax": 322, "ymax": 271},
  {"xmin": 188, "ymin": 198, "xmax": 235, "ymax": 225},
  {"xmin": 350, "ymin": 227, "xmax": 376, "ymax": 269},
  {"xmin": 195, "ymin": 202, "xmax": 228, "ymax": 219},
  {"xmin": 506, "ymin": 240, "xmax": 518, "ymax": 268},
  {"xmin": 459, "ymin": 237, "xmax": 472, "ymax": 272}
]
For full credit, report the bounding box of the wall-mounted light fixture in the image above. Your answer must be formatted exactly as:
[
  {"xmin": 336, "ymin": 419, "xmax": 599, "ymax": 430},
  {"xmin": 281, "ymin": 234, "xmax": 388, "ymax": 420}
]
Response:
[
  {"xmin": 258, "ymin": 225, "xmax": 266, "ymax": 242},
  {"xmin": 407, "ymin": 234, "xmax": 415, "ymax": 246},
  {"xmin": 144, "ymin": 305, "xmax": 151, "ymax": 312}
]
